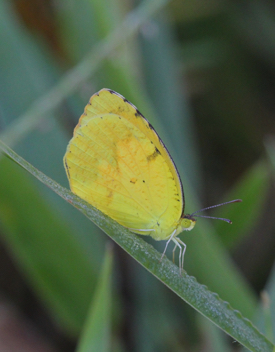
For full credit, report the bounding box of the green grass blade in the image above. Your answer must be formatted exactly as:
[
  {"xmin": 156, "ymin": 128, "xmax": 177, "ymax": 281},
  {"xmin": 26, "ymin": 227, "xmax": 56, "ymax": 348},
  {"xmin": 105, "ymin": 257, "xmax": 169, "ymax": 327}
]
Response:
[
  {"xmin": 198, "ymin": 316, "xmax": 231, "ymax": 352},
  {"xmin": 0, "ymin": 0, "xmax": 170, "ymax": 148},
  {"xmin": 76, "ymin": 246, "xmax": 113, "ymax": 352},
  {"xmin": 244, "ymin": 263, "xmax": 275, "ymax": 352},
  {"xmin": 214, "ymin": 160, "xmax": 269, "ymax": 249},
  {"xmin": 0, "ymin": 157, "xmax": 96, "ymax": 333},
  {"xmin": 0, "ymin": 141, "xmax": 274, "ymax": 352},
  {"xmin": 139, "ymin": 12, "xmax": 201, "ymax": 190}
]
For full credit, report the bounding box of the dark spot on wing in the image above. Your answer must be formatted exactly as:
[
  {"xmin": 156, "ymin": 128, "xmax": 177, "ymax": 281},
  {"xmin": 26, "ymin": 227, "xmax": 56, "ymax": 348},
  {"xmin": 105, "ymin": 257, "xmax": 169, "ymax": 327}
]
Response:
[
  {"xmin": 147, "ymin": 147, "xmax": 160, "ymax": 162},
  {"xmin": 134, "ymin": 108, "xmax": 143, "ymax": 117},
  {"xmin": 107, "ymin": 190, "xmax": 113, "ymax": 198},
  {"xmin": 64, "ymin": 160, "xmax": 70, "ymax": 178}
]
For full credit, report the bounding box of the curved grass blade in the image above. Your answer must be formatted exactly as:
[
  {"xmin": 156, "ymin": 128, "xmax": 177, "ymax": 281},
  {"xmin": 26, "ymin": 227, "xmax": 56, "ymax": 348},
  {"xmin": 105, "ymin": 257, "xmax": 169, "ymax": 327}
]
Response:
[
  {"xmin": 0, "ymin": 0, "xmax": 170, "ymax": 147},
  {"xmin": 76, "ymin": 246, "xmax": 113, "ymax": 352},
  {"xmin": 0, "ymin": 139, "xmax": 274, "ymax": 352}
]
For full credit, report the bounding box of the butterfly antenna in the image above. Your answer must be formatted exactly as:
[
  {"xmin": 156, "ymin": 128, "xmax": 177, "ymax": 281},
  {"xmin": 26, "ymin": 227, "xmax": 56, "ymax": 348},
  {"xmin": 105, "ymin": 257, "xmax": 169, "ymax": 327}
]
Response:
[
  {"xmin": 191, "ymin": 199, "xmax": 242, "ymax": 224},
  {"xmin": 192, "ymin": 214, "xmax": 232, "ymax": 224}
]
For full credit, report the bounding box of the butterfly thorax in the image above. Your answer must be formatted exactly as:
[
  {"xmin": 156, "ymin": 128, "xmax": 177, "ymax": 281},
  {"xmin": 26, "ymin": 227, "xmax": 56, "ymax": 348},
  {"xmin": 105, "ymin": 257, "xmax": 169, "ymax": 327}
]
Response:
[{"xmin": 142, "ymin": 214, "xmax": 196, "ymax": 241}]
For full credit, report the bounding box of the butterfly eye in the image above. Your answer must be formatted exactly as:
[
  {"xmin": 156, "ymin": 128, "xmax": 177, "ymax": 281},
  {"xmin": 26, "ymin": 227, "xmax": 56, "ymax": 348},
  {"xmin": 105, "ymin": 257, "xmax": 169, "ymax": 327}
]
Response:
[{"xmin": 180, "ymin": 218, "xmax": 196, "ymax": 231}]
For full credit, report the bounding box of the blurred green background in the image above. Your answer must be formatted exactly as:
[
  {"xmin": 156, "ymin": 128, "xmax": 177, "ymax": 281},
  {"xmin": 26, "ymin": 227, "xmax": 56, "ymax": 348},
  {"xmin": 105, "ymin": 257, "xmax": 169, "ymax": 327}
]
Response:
[{"xmin": 0, "ymin": 0, "xmax": 275, "ymax": 351}]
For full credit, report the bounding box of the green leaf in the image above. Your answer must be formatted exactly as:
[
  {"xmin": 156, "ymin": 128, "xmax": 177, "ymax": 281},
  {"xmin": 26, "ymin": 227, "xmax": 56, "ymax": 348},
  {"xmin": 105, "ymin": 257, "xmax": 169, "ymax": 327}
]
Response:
[
  {"xmin": 214, "ymin": 160, "xmax": 270, "ymax": 249},
  {"xmin": 256, "ymin": 268, "xmax": 275, "ymax": 345},
  {"xmin": 0, "ymin": 0, "xmax": 170, "ymax": 148},
  {"xmin": 0, "ymin": 156, "xmax": 97, "ymax": 334},
  {"xmin": 0, "ymin": 140, "xmax": 273, "ymax": 352},
  {"xmin": 197, "ymin": 315, "xmax": 231, "ymax": 352},
  {"xmin": 76, "ymin": 246, "xmax": 113, "ymax": 352}
]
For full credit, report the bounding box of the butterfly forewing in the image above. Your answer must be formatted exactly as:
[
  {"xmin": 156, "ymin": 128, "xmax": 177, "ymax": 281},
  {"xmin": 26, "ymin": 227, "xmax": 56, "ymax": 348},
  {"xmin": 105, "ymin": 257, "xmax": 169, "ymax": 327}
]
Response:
[{"xmin": 64, "ymin": 89, "xmax": 184, "ymax": 240}]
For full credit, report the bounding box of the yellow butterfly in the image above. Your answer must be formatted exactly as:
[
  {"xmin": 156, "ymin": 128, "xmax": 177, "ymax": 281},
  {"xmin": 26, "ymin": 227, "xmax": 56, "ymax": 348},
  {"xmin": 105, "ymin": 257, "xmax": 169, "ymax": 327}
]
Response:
[{"xmin": 64, "ymin": 89, "xmax": 241, "ymax": 270}]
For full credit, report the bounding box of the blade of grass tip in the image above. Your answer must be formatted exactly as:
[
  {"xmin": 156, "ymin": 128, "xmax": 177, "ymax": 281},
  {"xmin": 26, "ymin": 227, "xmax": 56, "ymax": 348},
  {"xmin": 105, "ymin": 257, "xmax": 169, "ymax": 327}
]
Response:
[
  {"xmin": 0, "ymin": 139, "xmax": 274, "ymax": 352},
  {"xmin": 252, "ymin": 261, "xmax": 275, "ymax": 347},
  {"xmin": 260, "ymin": 291, "xmax": 274, "ymax": 344},
  {"xmin": 0, "ymin": 0, "xmax": 170, "ymax": 148},
  {"xmin": 198, "ymin": 315, "xmax": 232, "ymax": 352},
  {"xmin": 76, "ymin": 245, "xmax": 113, "ymax": 352}
]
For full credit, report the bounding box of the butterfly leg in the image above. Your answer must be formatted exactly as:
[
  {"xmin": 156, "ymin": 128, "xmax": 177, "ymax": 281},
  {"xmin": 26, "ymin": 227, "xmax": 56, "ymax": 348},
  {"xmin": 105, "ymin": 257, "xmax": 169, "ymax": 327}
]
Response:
[
  {"xmin": 171, "ymin": 238, "xmax": 183, "ymax": 272},
  {"xmin": 161, "ymin": 229, "xmax": 177, "ymax": 262},
  {"xmin": 173, "ymin": 237, "xmax": 187, "ymax": 271},
  {"xmin": 172, "ymin": 242, "xmax": 178, "ymax": 263}
]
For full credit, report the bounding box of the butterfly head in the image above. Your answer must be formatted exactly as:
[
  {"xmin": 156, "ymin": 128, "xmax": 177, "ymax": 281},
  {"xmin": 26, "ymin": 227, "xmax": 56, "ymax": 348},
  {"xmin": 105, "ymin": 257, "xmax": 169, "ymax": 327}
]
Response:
[{"xmin": 179, "ymin": 214, "xmax": 196, "ymax": 232}]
